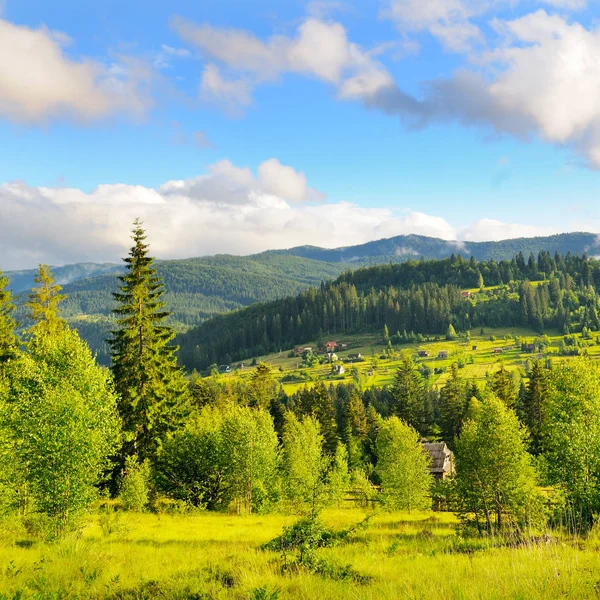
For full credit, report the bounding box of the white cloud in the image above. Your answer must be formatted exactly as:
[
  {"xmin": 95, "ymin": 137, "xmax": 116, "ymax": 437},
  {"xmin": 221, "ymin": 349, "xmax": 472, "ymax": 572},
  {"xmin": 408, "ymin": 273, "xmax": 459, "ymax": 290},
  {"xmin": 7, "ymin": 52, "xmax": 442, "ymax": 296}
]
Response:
[
  {"xmin": 161, "ymin": 44, "xmax": 191, "ymax": 58},
  {"xmin": 365, "ymin": 9, "xmax": 600, "ymax": 167},
  {"xmin": 257, "ymin": 158, "xmax": 324, "ymax": 203},
  {"xmin": 485, "ymin": 12, "xmax": 600, "ymax": 147},
  {"xmin": 200, "ymin": 64, "xmax": 253, "ymax": 111},
  {"xmin": 171, "ymin": 16, "xmax": 392, "ymax": 110},
  {"xmin": 380, "ymin": 0, "xmax": 588, "ymax": 53},
  {"xmin": 381, "ymin": 0, "xmax": 483, "ymax": 53},
  {"xmin": 0, "ymin": 18, "xmax": 152, "ymax": 123},
  {"xmin": 460, "ymin": 218, "xmax": 555, "ymax": 241},
  {"xmin": 0, "ymin": 160, "xmax": 568, "ymax": 271}
]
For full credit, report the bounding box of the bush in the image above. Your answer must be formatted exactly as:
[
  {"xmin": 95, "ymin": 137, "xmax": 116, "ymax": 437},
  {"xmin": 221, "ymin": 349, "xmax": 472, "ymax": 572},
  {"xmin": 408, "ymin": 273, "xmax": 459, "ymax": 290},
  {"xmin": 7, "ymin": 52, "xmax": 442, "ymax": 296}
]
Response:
[{"xmin": 119, "ymin": 456, "xmax": 150, "ymax": 512}]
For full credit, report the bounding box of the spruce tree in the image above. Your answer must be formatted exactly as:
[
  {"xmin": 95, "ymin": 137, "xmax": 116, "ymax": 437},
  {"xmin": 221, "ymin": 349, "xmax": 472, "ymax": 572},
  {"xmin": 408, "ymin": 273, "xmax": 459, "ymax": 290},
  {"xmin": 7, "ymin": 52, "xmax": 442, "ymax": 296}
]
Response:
[
  {"xmin": 0, "ymin": 270, "xmax": 18, "ymax": 362},
  {"xmin": 390, "ymin": 353, "xmax": 425, "ymax": 432},
  {"xmin": 109, "ymin": 220, "xmax": 189, "ymax": 463}
]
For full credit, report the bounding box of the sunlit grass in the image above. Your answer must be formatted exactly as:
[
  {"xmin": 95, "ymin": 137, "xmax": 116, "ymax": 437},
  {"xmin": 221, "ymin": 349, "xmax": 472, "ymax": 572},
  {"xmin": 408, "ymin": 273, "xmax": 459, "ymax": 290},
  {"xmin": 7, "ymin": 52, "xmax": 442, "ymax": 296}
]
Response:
[{"xmin": 1, "ymin": 508, "xmax": 600, "ymax": 598}]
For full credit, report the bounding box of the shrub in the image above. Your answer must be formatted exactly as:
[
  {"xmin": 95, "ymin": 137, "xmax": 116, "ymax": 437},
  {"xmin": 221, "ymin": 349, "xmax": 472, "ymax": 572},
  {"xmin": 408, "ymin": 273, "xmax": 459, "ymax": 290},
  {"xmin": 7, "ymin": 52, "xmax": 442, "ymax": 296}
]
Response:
[{"xmin": 119, "ymin": 456, "xmax": 150, "ymax": 512}]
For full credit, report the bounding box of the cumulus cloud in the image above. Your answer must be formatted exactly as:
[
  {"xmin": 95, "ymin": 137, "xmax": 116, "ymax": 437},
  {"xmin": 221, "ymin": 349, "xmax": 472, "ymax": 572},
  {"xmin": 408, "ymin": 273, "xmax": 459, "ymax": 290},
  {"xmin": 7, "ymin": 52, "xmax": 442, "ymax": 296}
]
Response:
[
  {"xmin": 0, "ymin": 160, "xmax": 568, "ymax": 271},
  {"xmin": 0, "ymin": 18, "xmax": 152, "ymax": 123},
  {"xmin": 171, "ymin": 16, "xmax": 392, "ymax": 110},
  {"xmin": 360, "ymin": 10, "xmax": 600, "ymax": 168}
]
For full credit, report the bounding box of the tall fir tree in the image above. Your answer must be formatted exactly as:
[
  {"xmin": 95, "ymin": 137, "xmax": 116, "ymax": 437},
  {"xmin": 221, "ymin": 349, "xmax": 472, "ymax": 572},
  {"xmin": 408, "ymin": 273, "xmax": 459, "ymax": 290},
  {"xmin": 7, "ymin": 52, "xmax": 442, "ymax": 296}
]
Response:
[
  {"xmin": 109, "ymin": 220, "xmax": 189, "ymax": 463},
  {"xmin": 439, "ymin": 363, "xmax": 467, "ymax": 445},
  {"xmin": 522, "ymin": 360, "xmax": 548, "ymax": 455},
  {"xmin": 0, "ymin": 270, "xmax": 18, "ymax": 362},
  {"xmin": 389, "ymin": 353, "xmax": 425, "ymax": 433}
]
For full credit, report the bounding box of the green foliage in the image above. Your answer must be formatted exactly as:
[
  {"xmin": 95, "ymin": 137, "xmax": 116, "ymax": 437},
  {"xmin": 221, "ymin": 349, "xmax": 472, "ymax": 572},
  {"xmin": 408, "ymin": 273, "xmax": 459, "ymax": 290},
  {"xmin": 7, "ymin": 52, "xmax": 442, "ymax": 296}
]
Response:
[
  {"xmin": 154, "ymin": 404, "xmax": 278, "ymax": 513},
  {"xmin": 439, "ymin": 364, "xmax": 468, "ymax": 444},
  {"xmin": 389, "ymin": 353, "xmax": 426, "ymax": 432},
  {"xmin": 327, "ymin": 443, "xmax": 351, "ymax": 507},
  {"xmin": 281, "ymin": 413, "xmax": 330, "ymax": 517},
  {"xmin": 0, "ymin": 270, "xmax": 18, "ymax": 362},
  {"xmin": 119, "ymin": 456, "xmax": 150, "ymax": 512},
  {"xmin": 375, "ymin": 416, "xmax": 432, "ymax": 511},
  {"xmin": 25, "ymin": 265, "xmax": 67, "ymax": 337},
  {"xmin": 0, "ymin": 327, "xmax": 120, "ymax": 535},
  {"xmin": 543, "ymin": 359, "xmax": 600, "ymax": 531},
  {"xmin": 109, "ymin": 221, "xmax": 189, "ymax": 464},
  {"xmin": 455, "ymin": 393, "xmax": 544, "ymax": 534}
]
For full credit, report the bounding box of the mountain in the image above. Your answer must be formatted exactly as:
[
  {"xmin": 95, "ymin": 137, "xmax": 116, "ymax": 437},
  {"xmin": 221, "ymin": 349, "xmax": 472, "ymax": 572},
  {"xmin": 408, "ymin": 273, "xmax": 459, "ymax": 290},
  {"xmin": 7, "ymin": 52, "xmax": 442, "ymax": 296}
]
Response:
[{"xmin": 265, "ymin": 232, "xmax": 600, "ymax": 264}]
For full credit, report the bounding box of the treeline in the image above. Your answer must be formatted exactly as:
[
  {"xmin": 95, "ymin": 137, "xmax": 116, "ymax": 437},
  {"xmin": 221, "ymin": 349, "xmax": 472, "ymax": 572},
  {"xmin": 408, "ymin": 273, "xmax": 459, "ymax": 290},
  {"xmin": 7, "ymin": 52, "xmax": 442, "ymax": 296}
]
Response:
[{"xmin": 178, "ymin": 251, "xmax": 600, "ymax": 370}]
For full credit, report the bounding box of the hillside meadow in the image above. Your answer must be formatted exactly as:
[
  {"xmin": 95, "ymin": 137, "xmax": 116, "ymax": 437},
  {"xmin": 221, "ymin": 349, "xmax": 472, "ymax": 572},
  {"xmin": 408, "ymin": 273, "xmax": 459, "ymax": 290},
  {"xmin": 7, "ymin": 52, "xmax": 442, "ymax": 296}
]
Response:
[
  {"xmin": 214, "ymin": 325, "xmax": 600, "ymax": 395},
  {"xmin": 2, "ymin": 508, "xmax": 600, "ymax": 599}
]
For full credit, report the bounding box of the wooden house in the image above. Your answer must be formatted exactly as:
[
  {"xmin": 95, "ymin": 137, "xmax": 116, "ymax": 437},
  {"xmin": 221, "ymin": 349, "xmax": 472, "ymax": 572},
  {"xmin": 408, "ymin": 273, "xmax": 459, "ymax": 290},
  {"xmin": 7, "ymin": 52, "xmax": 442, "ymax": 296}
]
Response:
[
  {"xmin": 423, "ymin": 442, "xmax": 455, "ymax": 482},
  {"xmin": 418, "ymin": 350, "xmax": 429, "ymax": 357},
  {"xmin": 437, "ymin": 350, "xmax": 448, "ymax": 359},
  {"xmin": 493, "ymin": 348, "xmax": 504, "ymax": 354}
]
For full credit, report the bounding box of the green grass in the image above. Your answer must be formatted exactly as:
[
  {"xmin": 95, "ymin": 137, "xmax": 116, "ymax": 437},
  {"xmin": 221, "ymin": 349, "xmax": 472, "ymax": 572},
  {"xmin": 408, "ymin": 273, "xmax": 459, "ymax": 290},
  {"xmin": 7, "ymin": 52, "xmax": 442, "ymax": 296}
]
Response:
[
  {"xmin": 216, "ymin": 326, "xmax": 600, "ymax": 393},
  {"xmin": 2, "ymin": 509, "xmax": 600, "ymax": 598}
]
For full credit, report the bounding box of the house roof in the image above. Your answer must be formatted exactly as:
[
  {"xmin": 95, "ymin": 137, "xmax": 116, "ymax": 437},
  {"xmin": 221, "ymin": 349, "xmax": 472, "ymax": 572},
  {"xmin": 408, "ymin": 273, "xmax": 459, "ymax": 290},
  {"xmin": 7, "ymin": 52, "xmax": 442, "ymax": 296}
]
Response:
[{"xmin": 423, "ymin": 442, "xmax": 453, "ymax": 473}]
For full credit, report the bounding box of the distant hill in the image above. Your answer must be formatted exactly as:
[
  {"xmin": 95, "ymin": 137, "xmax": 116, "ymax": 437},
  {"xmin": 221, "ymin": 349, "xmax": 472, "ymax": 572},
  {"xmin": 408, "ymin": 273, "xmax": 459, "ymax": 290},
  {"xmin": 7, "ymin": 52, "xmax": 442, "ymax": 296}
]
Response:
[
  {"xmin": 265, "ymin": 232, "xmax": 600, "ymax": 264},
  {"xmin": 6, "ymin": 263, "xmax": 123, "ymax": 294},
  {"xmin": 7, "ymin": 254, "xmax": 347, "ymax": 364}
]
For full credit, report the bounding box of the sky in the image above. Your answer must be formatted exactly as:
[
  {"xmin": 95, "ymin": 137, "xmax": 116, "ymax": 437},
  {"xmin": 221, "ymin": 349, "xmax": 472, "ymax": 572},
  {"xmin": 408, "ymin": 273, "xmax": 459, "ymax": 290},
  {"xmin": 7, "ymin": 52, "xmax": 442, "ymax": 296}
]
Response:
[{"xmin": 0, "ymin": 0, "xmax": 599, "ymax": 270}]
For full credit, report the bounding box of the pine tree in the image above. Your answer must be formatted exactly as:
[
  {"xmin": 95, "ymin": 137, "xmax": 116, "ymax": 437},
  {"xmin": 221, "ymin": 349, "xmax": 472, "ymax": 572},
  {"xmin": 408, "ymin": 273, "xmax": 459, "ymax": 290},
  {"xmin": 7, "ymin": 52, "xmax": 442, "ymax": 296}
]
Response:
[
  {"xmin": 523, "ymin": 360, "xmax": 548, "ymax": 455},
  {"xmin": 0, "ymin": 270, "xmax": 18, "ymax": 362},
  {"xmin": 25, "ymin": 265, "xmax": 66, "ymax": 337},
  {"xmin": 389, "ymin": 353, "xmax": 425, "ymax": 432},
  {"xmin": 439, "ymin": 364, "xmax": 467, "ymax": 444},
  {"xmin": 109, "ymin": 220, "xmax": 189, "ymax": 463},
  {"xmin": 488, "ymin": 364, "xmax": 516, "ymax": 408}
]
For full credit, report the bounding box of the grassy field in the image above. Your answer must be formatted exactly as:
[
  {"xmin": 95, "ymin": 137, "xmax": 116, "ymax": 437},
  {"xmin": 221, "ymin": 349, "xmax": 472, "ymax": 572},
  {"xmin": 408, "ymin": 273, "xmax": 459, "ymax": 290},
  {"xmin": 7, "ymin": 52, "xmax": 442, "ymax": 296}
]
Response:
[
  {"xmin": 2, "ymin": 509, "xmax": 600, "ymax": 599},
  {"xmin": 216, "ymin": 326, "xmax": 600, "ymax": 394}
]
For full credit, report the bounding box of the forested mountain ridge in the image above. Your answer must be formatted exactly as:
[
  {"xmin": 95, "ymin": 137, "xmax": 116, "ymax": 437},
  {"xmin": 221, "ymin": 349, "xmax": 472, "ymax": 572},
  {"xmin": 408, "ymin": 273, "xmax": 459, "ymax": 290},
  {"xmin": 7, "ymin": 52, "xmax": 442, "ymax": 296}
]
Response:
[
  {"xmin": 7, "ymin": 231, "xmax": 600, "ymax": 294},
  {"xmin": 265, "ymin": 232, "xmax": 600, "ymax": 264},
  {"xmin": 177, "ymin": 250, "xmax": 600, "ymax": 370}
]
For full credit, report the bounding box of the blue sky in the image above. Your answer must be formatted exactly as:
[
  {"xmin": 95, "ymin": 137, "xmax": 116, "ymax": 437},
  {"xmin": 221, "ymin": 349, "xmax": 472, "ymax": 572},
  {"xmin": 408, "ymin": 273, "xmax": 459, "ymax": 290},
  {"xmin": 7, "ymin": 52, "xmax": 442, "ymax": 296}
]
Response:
[{"xmin": 0, "ymin": 0, "xmax": 599, "ymax": 269}]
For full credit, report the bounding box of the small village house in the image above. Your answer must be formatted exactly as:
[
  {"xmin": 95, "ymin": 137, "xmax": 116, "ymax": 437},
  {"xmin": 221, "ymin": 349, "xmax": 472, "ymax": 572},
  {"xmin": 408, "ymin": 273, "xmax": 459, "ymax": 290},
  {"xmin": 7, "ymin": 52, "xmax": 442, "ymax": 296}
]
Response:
[
  {"xmin": 437, "ymin": 350, "xmax": 448, "ymax": 359},
  {"xmin": 423, "ymin": 442, "xmax": 455, "ymax": 482},
  {"xmin": 418, "ymin": 350, "xmax": 429, "ymax": 357}
]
